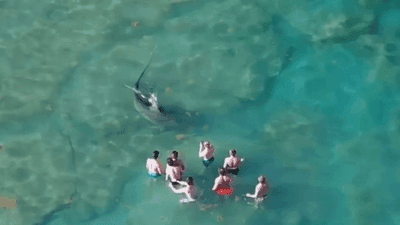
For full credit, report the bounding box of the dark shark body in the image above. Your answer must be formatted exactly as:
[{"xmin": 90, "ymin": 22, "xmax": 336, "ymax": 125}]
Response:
[{"xmin": 125, "ymin": 54, "xmax": 198, "ymax": 129}]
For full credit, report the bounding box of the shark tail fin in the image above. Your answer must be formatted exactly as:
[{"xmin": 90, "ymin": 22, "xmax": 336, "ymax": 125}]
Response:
[{"xmin": 135, "ymin": 45, "xmax": 157, "ymax": 89}]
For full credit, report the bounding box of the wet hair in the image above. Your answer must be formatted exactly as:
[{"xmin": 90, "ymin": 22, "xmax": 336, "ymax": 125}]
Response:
[
  {"xmin": 218, "ymin": 167, "xmax": 227, "ymax": 175},
  {"xmin": 258, "ymin": 175, "xmax": 266, "ymax": 184},
  {"xmin": 187, "ymin": 177, "xmax": 194, "ymax": 185},
  {"xmin": 172, "ymin": 151, "xmax": 178, "ymax": 158},
  {"xmin": 167, "ymin": 157, "xmax": 174, "ymax": 166},
  {"xmin": 230, "ymin": 149, "xmax": 237, "ymax": 156},
  {"xmin": 153, "ymin": 150, "xmax": 159, "ymax": 159}
]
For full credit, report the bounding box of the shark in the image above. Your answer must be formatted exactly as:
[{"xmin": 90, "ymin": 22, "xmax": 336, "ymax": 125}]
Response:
[{"xmin": 124, "ymin": 50, "xmax": 199, "ymax": 130}]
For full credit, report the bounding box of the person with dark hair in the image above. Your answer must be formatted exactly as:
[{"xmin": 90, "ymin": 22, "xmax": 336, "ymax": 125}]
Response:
[
  {"xmin": 212, "ymin": 168, "xmax": 233, "ymax": 195},
  {"xmin": 165, "ymin": 157, "xmax": 183, "ymax": 185},
  {"xmin": 223, "ymin": 149, "xmax": 244, "ymax": 175},
  {"xmin": 168, "ymin": 177, "xmax": 197, "ymax": 203},
  {"xmin": 245, "ymin": 175, "xmax": 269, "ymax": 208},
  {"xmin": 171, "ymin": 150, "xmax": 185, "ymax": 171},
  {"xmin": 199, "ymin": 141, "xmax": 215, "ymax": 167},
  {"xmin": 153, "ymin": 150, "xmax": 159, "ymax": 159},
  {"xmin": 146, "ymin": 150, "xmax": 165, "ymax": 179}
]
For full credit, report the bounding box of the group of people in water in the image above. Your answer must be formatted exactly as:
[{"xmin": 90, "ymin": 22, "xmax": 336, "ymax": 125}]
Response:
[{"xmin": 145, "ymin": 141, "xmax": 269, "ymax": 206}]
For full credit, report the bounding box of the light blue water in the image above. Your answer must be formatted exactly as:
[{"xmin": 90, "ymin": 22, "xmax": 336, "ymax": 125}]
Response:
[{"xmin": 1, "ymin": 0, "xmax": 400, "ymax": 224}]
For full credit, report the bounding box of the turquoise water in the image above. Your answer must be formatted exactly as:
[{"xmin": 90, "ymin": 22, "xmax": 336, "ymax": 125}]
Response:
[{"xmin": 1, "ymin": 0, "xmax": 400, "ymax": 224}]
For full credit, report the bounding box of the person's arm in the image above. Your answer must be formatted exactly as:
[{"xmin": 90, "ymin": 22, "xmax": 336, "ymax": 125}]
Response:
[
  {"xmin": 156, "ymin": 161, "xmax": 165, "ymax": 174},
  {"xmin": 156, "ymin": 166, "xmax": 164, "ymax": 174},
  {"xmin": 199, "ymin": 148, "xmax": 207, "ymax": 158},
  {"xmin": 211, "ymin": 178, "xmax": 220, "ymax": 191},
  {"xmin": 161, "ymin": 166, "xmax": 166, "ymax": 174},
  {"xmin": 228, "ymin": 176, "xmax": 233, "ymax": 185},
  {"xmin": 176, "ymin": 181, "xmax": 188, "ymax": 186},
  {"xmin": 159, "ymin": 165, "xmax": 166, "ymax": 174},
  {"xmin": 223, "ymin": 158, "xmax": 228, "ymax": 168},
  {"xmin": 146, "ymin": 159, "xmax": 149, "ymax": 170},
  {"xmin": 180, "ymin": 160, "xmax": 185, "ymax": 171},
  {"xmin": 199, "ymin": 143, "xmax": 204, "ymax": 157},
  {"xmin": 246, "ymin": 184, "xmax": 260, "ymax": 198},
  {"xmin": 165, "ymin": 168, "xmax": 170, "ymax": 181},
  {"xmin": 169, "ymin": 183, "xmax": 186, "ymax": 194}
]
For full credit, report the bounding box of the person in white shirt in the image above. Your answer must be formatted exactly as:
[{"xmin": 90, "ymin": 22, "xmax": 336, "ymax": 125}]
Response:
[
  {"xmin": 165, "ymin": 157, "xmax": 183, "ymax": 185},
  {"xmin": 146, "ymin": 150, "xmax": 165, "ymax": 179},
  {"xmin": 168, "ymin": 177, "xmax": 197, "ymax": 203},
  {"xmin": 245, "ymin": 175, "xmax": 269, "ymax": 207},
  {"xmin": 212, "ymin": 168, "xmax": 233, "ymax": 195},
  {"xmin": 223, "ymin": 149, "xmax": 244, "ymax": 175},
  {"xmin": 199, "ymin": 141, "xmax": 215, "ymax": 167}
]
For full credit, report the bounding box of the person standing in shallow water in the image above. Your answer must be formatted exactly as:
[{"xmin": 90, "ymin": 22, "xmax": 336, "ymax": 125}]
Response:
[
  {"xmin": 245, "ymin": 175, "xmax": 269, "ymax": 208},
  {"xmin": 223, "ymin": 149, "xmax": 244, "ymax": 175},
  {"xmin": 146, "ymin": 150, "xmax": 165, "ymax": 179},
  {"xmin": 168, "ymin": 177, "xmax": 197, "ymax": 203},
  {"xmin": 199, "ymin": 141, "xmax": 215, "ymax": 167},
  {"xmin": 165, "ymin": 157, "xmax": 183, "ymax": 185},
  {"xmin": 171, "ymin": 150, "xmax": 185, "ymax": 171},
  {"xmin": 212, "ymin": 168, "xmax": 233, "ymax": 195}
]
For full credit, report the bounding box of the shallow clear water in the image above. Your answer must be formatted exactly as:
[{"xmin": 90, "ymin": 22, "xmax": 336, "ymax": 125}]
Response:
[{"xmin": 1, "ymin": 0, "xmax": 400, "ymax": 224}]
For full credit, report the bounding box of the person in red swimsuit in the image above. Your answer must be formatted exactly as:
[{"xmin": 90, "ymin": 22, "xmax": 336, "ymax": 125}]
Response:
[{"xmin": 212, "ymin": 168, "xmax": 233, "ymax": 195}]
